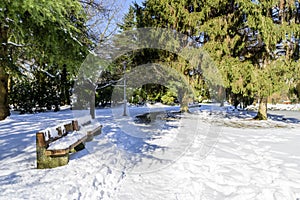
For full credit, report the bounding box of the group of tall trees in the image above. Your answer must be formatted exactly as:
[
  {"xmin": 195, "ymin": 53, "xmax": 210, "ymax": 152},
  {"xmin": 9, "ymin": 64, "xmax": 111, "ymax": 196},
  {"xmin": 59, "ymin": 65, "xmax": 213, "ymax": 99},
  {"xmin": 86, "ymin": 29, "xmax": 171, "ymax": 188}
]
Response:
[
  {"xmin": 0, "ymin": 0, "xmax": 300, "ymax": 120},
  {"xmin": 117, "ymin": 0, "xmax": 300, "ymax": 119}
]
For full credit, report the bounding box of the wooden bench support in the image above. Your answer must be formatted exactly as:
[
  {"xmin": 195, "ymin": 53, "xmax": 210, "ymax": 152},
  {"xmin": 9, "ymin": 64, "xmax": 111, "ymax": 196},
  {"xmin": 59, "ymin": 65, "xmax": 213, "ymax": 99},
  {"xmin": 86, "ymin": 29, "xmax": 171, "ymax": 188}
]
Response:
[
  {"xmin": 36, "ymin": 145, "xmax": 69, "ymax": 169},
  {"xmin": 86, "ymin": 125, "xmax": 102, "ymax": 142}
]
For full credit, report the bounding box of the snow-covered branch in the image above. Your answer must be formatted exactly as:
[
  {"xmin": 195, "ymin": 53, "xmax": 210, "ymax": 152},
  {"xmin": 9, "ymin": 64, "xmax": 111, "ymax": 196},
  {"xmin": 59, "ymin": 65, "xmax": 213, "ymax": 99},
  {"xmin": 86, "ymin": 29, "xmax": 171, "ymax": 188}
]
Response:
[
  {"xmin": 40, "ymin": 69, "xmax": 55, "ymax": 78},
  {"xmin": 3, "ymin": 41, "xmax": 25, "ymax": 47}
]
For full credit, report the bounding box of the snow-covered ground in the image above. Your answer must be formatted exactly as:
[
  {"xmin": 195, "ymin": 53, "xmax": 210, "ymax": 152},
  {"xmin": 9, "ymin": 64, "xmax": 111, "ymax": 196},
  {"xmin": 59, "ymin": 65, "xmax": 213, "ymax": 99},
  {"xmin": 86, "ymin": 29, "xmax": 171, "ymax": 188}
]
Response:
[
  {"xmin": 1, "ymin": 104, "xmax": 300, "ymax": 200},
  {"xmin": 247, "ymin": 103, "xmax": 300, "ymax": 111}
]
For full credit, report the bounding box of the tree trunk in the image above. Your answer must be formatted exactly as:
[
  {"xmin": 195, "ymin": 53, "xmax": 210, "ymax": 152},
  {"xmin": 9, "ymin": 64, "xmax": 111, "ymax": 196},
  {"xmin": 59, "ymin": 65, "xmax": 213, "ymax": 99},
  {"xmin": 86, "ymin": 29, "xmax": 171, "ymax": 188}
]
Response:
[
  {"xmin": 0, "ymin": 25, "xmax": 10, "ymax": 120},
  {"xmin": 279, "ymin": 0, "xmax": 286, "ymax": 23},
  {"xmin": 218, "ymin": 86, "xmax": 225, "ymax": 107},
  {"xmin": 180, "ymin": 91, "xmax": 189, "ymax": 112},
  {"xmin": 220, "ymin": 100, "xmax": 224, "ymax": 107},
  {"xmin": 90, "ymin": 91, "xmax": 95, "ymax": 119},
  {"xmin": 0, "ymin": 67, "xmax": 9, "ymax": 120},
  {"xmin": 254, "ymin": 96, "xmax": 268, "ymax": 120}
]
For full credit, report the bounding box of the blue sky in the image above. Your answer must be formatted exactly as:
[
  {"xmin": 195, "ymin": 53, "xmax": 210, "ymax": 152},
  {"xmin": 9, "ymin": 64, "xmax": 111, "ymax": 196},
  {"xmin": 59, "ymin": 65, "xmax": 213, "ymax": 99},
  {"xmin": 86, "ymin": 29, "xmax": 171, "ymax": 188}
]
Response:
[
  {"xmin": 122, "ymin": 0, "xmax": 144, "ymax": 14},
  {"xmin": 92, "ymin": 0, "xmax": 144, "ymax": 39},
  {"xmin": 97, "ymin": 0, "xmax": 145, "ymax": 38},
  {"xmin": 114, "ymin": 0, "xmax": 144, "ymax": 25}
]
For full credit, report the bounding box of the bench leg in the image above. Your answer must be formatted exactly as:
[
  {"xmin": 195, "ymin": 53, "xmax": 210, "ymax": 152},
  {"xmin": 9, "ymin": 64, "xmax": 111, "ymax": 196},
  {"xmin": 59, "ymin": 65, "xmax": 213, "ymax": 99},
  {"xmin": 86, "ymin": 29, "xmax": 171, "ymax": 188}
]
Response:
[{"xmin": 37, "ymin": 146, "xmax": 69, "ymax": 169}]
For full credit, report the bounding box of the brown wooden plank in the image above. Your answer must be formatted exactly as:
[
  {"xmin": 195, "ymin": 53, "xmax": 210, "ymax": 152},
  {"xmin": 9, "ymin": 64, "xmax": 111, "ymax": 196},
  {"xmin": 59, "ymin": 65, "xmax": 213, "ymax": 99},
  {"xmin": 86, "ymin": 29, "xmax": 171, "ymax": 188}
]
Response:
[
  {"xmin": 45, "ymin": 148, "xmax": 69, "ymax": 156},
  {"xmin": 45, "ymin": 135, "xmax": 87, "ymax": 156},
  {"xmin": 72, "ymin": 120, "xmax": 79, "ymax": 131},
  {"xmin": 64, "ymin": 123, "xmax": 73, "ymax": 132},
  {"xmin": 36, "ymin": 132, "xmax": 46, "ymax": 147},
  {"xmin": 87, "ymin": 126, "xmax": 102, "ymax": 136}
]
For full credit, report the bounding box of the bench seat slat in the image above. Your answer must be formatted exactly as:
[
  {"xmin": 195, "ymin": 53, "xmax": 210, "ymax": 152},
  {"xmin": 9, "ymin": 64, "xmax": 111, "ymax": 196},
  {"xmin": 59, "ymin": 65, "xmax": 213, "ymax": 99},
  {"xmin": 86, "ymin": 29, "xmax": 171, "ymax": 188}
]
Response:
[
  {"xmin": 77, "ymin": 115, "xmax": 93, "ymax": 126},
  {"xmin": 87, "ymin": 125, "xmax": 102, "ymax": 135},
  {"xmin": 47, "ymin": 131, "xmax": 86, "ymax": 151},
  {"xmin": 45, "ymin": 149, "xmax": 69, "ymax": 156},
  {"xmin": 81, "ymin": 122, "xmax": 102, "ymax": 134},
  {"xmin": 69, "ymin": 135, "xmax": 88, "ymax": 150}
]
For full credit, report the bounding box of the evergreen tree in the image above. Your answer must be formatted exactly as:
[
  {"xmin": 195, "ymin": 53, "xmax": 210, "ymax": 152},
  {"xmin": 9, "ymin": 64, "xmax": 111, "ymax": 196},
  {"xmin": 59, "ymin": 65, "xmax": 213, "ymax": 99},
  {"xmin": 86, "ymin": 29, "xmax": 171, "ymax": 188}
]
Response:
[
  {"xmin": 0, "ymin": 0, "xmax": 90, "ymax": 119},
  {"xmin": 119, "ymin": 6, "xmax": 136, "ymax": 31},
  {"xmin": 125, "ymin": 0, "xmax": 300, "ymax": 119}
]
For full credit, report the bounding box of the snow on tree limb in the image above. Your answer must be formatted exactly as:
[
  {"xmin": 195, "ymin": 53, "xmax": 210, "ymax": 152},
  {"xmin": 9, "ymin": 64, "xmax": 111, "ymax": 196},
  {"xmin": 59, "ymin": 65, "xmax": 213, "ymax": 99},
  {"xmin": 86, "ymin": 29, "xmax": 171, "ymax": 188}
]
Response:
[{"xmin": 7, "ymin": 41, "xmax": 25, "ymax": 47}]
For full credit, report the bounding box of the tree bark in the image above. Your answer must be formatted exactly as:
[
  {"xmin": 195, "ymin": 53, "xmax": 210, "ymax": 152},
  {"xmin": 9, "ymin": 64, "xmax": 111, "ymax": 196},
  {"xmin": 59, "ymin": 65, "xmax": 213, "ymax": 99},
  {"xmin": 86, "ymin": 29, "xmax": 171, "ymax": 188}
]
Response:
[
  {"xmin": 0, "ymin": 25, "xmax": 10, "ymax": 120},
  {"xmin": 279, "ymin": 0, "xmax": 286, "ymax": 23},
  {"xmin": 90, "ymin": 91, "xmax": 95, "ymax": 119},
  {"xmin": 254, "ymin": 96, "xmax": 268, "ymax": 120},
  {"xmin": 218, "ymin": 86, "xmax": 225, "ymax": 107},
  {"xmin": 0, "ymin": 67, "xmax": 9, "ymax": 120},
  {"xmin": 180, "ymin": 91, "xmax": 189, "ymax": 112}
]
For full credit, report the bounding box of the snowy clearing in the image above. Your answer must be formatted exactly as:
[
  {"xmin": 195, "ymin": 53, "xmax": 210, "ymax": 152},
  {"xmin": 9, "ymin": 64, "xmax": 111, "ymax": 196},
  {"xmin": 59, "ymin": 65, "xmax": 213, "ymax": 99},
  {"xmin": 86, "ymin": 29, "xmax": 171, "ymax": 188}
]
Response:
[{"xmin": 0, "ymin": 104, "xmax": 300, "ymax": 200}]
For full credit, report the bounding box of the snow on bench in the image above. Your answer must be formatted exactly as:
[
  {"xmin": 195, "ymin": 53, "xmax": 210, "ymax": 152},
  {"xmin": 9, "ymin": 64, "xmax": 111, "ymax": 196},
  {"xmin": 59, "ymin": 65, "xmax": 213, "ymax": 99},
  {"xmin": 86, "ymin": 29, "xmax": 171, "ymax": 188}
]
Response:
[
  {"xmin": 75, "ymin": 115, "xmax": 102, "ymax": 136},
  {"xmin": 77, "ymin": 115, "xmax": 102, "ymax": 126},
  {"xmin": 42, "ymin": 123, "xmax": 69, "ymax": 141},
  {"xmin": 36, "ymin": 116, "xmax": 102, "ymax": 169},
  {"xmin": 47, "ymin": 130, "xmax": 86, "ymax": 151}
]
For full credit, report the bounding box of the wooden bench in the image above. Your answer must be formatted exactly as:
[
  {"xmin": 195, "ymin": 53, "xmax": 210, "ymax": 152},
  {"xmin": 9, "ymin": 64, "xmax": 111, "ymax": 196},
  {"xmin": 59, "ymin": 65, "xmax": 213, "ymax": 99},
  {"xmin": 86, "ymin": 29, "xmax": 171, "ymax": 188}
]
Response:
[
  {"xmin": 36, "ymin": 116, "xmax": 102, "ymax": 169},
  {"xmin": 135, "ymin": 111, "xmax": 181, "ymax": 123}
]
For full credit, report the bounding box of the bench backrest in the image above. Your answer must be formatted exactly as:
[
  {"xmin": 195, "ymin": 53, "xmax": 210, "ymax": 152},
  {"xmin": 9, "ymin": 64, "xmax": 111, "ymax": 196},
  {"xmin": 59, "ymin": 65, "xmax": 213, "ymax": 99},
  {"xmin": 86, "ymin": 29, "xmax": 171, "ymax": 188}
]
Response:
[
  {"xmin": 36, "ymin": 116, "xmax": 94, "ymax": 148},
  {"xmin": 76, "ymin": 115, "xmax": 92, "ymax": 127},
  {"xmin": 36, "ymin": 121, "xmax": 75, "ymax": 147},
  {"xmin": 42, "ymin": 124, "xmax": 65, "ymax": 141}
]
